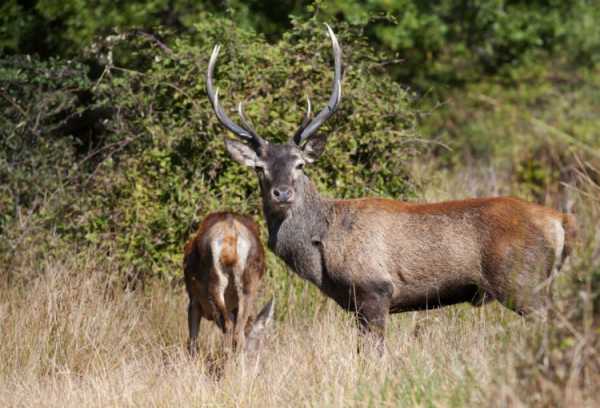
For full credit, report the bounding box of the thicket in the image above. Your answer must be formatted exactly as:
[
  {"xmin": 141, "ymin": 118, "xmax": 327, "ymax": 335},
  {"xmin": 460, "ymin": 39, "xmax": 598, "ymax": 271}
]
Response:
[
  {"xmin": 317, "ymin": 0, "xmax": 600, "ymax": 86},
  {"xmin": 3, "ymin": 1, "xmax": 600, "ymax": 87},
  {"xmin": 0, "ymin": 18, "xmax": 417, "ymax": 282}
]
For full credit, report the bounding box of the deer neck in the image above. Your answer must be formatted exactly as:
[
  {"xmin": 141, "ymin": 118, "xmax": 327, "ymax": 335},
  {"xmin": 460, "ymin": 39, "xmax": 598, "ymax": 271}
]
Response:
[{"xmin": 262, "ymin": 176, "xmax": 330, "ymax": 285}]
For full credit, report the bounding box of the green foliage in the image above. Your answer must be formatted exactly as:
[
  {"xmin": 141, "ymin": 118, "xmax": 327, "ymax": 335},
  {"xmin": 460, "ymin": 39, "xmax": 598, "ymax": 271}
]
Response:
[
  {"xmin": 420, "ymin": 60, "xmax": 600, "ymax": 200},
  {"xmin": 1, "ymin": 1, "xmax": 205, "ymax": 57},
  {"xmin": 0, "ymin": 56, "xmax": 93, "ymax": 233},
  {"xmin": 0, "ymin": 17, "xmax": 416, "ymax": 282},
  {"xmin": 3, "ymin": 1, "xmax": 600, "ymax": 89},
  {"xmin": 315, "ymin": 0, "xmax": 600, "ymax": 87},
  {"xmin": 0, "ymin": 0, "xmax": 309, "ymax": 57}
]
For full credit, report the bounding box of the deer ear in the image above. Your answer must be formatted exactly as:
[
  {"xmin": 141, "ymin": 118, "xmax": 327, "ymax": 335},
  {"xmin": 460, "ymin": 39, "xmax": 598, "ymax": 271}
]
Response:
[
  {"xmin": 301, "ymin": 134, "xmax": 328, "ymax": 163},
  {"xmin": 245, "ymin": 298, "xmax": 275, "ymax": 354},
  {"xmin": 224, "ymin": 138, "xmax": 264, "ymax": 168}
]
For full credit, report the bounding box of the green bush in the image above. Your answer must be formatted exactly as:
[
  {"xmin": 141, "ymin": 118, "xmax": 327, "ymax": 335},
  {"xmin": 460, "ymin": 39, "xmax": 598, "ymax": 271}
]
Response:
[
  {"xmin": 316, "ymin": 0, "xmax": 600, "ymax": 87},
  {"xmin": 0, "ymin": 17, "xmax": 417, "ymax": 282},
  {"xmin": 4, "ymin": 1, "xmax": 600, "ymax": 88},
  {"xmin": 418, "ymin": 57, "xmax": 600, "ymax": 200}
]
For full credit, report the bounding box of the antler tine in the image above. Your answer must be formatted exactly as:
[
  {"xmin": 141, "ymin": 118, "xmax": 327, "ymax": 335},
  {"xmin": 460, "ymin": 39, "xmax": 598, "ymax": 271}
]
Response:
[
  {"xmin": 206, "ymin": 44, "xmax": 265, "ymax": 148},
  {"xmin": 292, "ymin": 96, "xmax": 312, "ymax": 144},
  {"xmin": 237, "ymin": 102, "xmax": 260, "ymax": 138},
  {"xmin": 293, "ymin": 24, "xmax": 343, "ymax": 146}
]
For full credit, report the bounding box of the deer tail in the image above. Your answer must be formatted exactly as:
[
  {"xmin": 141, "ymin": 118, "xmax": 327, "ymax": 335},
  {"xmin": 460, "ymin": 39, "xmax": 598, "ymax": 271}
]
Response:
[{"xmin": 219, "ymin": 234, "xmax": 238, "ymax": 267}]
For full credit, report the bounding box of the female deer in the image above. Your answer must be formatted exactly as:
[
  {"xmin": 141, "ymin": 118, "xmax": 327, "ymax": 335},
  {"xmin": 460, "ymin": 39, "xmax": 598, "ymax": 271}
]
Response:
[{"xmin": 184, "ymin": 212, "xmax": 273, "ymax": 356}]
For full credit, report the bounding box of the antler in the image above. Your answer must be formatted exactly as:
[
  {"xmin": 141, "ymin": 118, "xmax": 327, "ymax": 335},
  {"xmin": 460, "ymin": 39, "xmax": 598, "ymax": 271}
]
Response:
[
  {"xmin": 237, "ymin": 102, "xmax": 259, "ymax": 137},
  {"xmin": 293, "ymin": 24, "xmax": 343, "ymax": 146},
  {"xmin": 291, "ymin": 96, "xmax": 312, "ymax": 142},
  {"xmin": 206, "ymin": 45, "xmax": 265, "ymax": 150}
]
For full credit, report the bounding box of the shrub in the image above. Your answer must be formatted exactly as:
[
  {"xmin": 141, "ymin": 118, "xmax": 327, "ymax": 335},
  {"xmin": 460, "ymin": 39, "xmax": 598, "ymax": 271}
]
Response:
[
  {"xmin": 0, "ymin": 17, "xmax": 417, "ymax": 282},
  {"xmin": 317, "ymin": 0, "xmax": 600, "ymax": 87},
  {"xmin": 4, "ymin": 1, "xmax": 600, "ymax": 89}
]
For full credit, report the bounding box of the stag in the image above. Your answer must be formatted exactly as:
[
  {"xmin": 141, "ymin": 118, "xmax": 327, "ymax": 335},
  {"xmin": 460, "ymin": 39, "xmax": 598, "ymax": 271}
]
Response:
[
  {"xmin": 184, "ymin": 212, "xmax": 274, "ymax": 356},
  {"xmin": 205, "ymin": 26, "xmax": 576, "ymax": 349}
]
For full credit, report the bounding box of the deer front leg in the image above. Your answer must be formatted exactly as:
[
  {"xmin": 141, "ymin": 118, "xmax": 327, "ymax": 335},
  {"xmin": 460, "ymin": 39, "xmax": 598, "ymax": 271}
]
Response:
[
  {"xmin": 356, "ymin": 304, "xmax": 387, "ymax": 355},
  {"xmin": 355, "ymin": 282, "xmax": 392, "ymax": 355}
]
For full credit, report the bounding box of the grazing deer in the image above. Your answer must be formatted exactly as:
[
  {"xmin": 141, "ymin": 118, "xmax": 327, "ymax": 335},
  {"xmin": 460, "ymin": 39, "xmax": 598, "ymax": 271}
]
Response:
[
  {"xmin": 205, "ymin": 26, "xmax": 577, "ymax": 348},
  {"xmin": 184, "ymin": 212, "xmax": 274, "ymax": 356}
]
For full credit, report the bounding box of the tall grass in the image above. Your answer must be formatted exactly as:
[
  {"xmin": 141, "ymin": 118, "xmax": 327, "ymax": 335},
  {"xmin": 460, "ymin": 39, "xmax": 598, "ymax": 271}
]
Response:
[
  {"xmin": 0, "ymin": 245, "xmax": 524, "ymax": 407},
  {"xmin": 1, "ymin": 161, "xmax": 598, "ymax": 407}
]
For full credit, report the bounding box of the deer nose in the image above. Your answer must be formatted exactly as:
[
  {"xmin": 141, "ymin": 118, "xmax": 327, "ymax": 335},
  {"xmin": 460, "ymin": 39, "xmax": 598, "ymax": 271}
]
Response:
[{"xmin": 271, "ymin": 186, "xmax": 294, "ymax": 203}]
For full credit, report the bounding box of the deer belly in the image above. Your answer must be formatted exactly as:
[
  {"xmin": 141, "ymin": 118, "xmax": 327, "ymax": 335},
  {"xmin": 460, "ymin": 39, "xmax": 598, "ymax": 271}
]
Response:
[{"xmin": 390, "ymin": 283, "xmax": 481, "ymax": 312}]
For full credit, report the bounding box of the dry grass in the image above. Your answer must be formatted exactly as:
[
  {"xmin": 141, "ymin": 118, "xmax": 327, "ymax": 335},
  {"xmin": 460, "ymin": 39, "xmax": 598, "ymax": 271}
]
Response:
[
  {"xmin": 0, "ymin": 249, "xmax": 532, "ymax": 407},
  {"xmin": 1, "ymin": 163, "xmax": 598, "ymax": 407}
]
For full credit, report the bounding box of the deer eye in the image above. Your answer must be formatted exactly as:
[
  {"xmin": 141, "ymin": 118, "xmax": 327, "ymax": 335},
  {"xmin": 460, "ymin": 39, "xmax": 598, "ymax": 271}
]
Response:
[{"xmin": 295, "ymin": 162, "xmax": 305, "ymax": 171}]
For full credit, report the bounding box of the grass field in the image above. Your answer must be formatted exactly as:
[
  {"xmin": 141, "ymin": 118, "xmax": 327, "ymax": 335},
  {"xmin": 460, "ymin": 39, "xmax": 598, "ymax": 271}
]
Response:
[
  {"xmin": 1, "ymin": 163, "xmax": 597, "ymax": 407},
  {"xmin": 0, "ymin": 250, "xmax": 528, "ymax": 407}
]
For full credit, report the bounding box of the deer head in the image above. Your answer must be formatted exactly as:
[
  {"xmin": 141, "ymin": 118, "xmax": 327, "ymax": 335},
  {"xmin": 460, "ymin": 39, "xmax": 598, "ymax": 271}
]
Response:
[
  {"xmin": 244, "ymin": 298, "xmax": 275, "ymax": 355},
  {"xmin": 206, "ymin": 25, "xmax": 342, "ymax": 218}
]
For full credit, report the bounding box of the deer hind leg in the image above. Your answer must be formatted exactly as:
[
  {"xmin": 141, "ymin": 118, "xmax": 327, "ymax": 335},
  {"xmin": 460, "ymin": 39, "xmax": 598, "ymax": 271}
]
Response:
[
  {"xmin": 209, "ymin": 236, "xmax": 238, "ymax": 355},
  {"xmin": 236, "ymin": 282, "xmax": 261, "ymax": 353},
  {"xmin": 209, "ymin": 265, "xmax": 233, "ymax": 354},
  {"xmin": 232, "ymin": 239, "xmax": 253, "ymax": 353},
  {"xmin": 187, "ymin": 299, "xmax": 202, "ymax": 357},
  {"xmin": 492, "ymin": 271, "xmax": 545, "ymax": 317},
  {"xmin": 232, "ymin": 270, "xmax": 246, "ymax": 352},
  {"xmin": 482, "ymin": 257, "xmax": 544, "ymax": 316}
]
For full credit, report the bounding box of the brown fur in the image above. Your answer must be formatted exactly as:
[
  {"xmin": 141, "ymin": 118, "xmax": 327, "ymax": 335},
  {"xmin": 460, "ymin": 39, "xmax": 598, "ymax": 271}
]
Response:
[
  {"xmin": 218, "ymin": 139, "xmax": 578, "ymax": 352},
  {"xmin": 322, "ymin": 196, "xmax": 575, "ymax": 316},
  {"xmin": 208, "ymin": 28, "xmax": 576, "ymax": 351},
  {"xmin": 184, "ymin": 212, "xmax": 266, "ymax": 355},
  {"xmin": 219, "ymin": 136, "xmax": 578, "ymax": 351},
  {"xmin": 219, "ymin": 235, "xmax": 238, "ymax": 267}
]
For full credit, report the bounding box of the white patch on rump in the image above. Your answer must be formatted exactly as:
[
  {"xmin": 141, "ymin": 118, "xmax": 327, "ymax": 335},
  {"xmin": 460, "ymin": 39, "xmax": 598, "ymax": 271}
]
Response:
[{"xmin": 235, "ymin": 226, "xmax": 251, "ymax": 269}]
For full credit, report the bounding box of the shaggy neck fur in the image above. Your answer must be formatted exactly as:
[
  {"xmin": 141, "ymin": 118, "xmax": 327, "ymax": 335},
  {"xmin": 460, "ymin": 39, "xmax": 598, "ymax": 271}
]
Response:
[{"xmin": 261, "ymin": 175, "xmax": 330, "ymax": 286}]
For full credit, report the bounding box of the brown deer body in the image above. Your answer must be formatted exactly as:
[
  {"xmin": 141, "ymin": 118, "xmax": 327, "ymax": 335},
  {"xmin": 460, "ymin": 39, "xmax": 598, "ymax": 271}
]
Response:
[
  {"xmin": 205, "ymin": 26, "xmax": 576, "ymax": 348},
  {"xmin": 184, "ymin": 212, "xmax": 272, "ymax": 355},
  {"xmin": 309, "ymin": 195, "xmax": 575, "ymax": 314}
]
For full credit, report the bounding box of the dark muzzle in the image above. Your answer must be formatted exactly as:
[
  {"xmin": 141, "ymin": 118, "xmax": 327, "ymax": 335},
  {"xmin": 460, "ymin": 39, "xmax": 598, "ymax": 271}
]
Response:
[{"xmin": 271, "ymin": 186, "xmax": 294, "ymax": 204}]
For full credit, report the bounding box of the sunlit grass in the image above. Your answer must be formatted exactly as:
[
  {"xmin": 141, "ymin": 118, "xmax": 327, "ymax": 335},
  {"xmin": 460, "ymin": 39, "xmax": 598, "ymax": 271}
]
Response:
[{"xmin": 1, "ymin": 161, "xmax": 597, "ymax": 407}]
